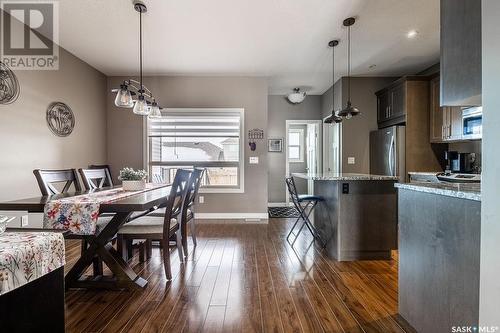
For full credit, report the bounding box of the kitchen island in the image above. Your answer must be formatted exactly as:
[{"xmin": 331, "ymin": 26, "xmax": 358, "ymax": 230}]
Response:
[
  {"xmin": 293, "ymin": 173, "xmax": 398, "ymax": 261},
  {"xmin": 396, "ymin": 182, "xmax": 480, "ymax": 333}
]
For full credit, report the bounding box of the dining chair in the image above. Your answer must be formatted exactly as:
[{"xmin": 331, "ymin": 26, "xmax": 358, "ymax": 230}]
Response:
[
  {"xmin": 89, "ymin": 164, "xmax": 114, "ymax": 186},
  {"xmin": 33, "ymin": 169, "xmax": 82, "ymax": 195},
  {"xmin": 116, "ymin": 169, "xmax": 191, "ymax": 280},
  {"xmin": 179, "ymin": 168, "xmax": 205, "ymax": 257},
  {"xmin": 78, "ymin": 168, "xmax": 113, "ymax": 190},
  {"xmin": 33, "ymin": 168, "xmax": 104, "ymax": 275}
]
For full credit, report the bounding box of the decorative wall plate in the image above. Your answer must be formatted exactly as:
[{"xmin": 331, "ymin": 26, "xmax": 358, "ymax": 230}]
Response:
[
  {"xmin": 46, "ymin": 102, "xmax": 75, "ymax": 137},
  {"xmin": 0, "ymin": 61, "xmax": 20, "ymax": 105}
]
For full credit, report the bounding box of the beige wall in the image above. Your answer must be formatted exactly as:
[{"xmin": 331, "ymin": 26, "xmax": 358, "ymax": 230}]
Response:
[
  {"xmin": 322, "ymin": 77, "xmax": 396, "ymax": 173},
  {"xmin": 267, "ymin": 96, "xmax": 322, "ymax": 203},
  {"xmin": 107, "ymin": 76, "xmax": 268, "ymax": 215},
  {"xmin": 0, "ymin": 48, "xmax": 107, "ymax": 201}
]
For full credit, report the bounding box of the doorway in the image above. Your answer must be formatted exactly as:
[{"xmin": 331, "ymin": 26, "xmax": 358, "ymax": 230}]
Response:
[{"xmin": 285, "ymin": 120, "xmax": 322, "ymax": 204}]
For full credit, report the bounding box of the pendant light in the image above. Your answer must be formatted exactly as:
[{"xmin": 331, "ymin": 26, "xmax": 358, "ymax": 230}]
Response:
[
  {"xmin": 338, "ymin": 17, "xmax": 360, "ymax": 119},
  {"xmin": 324, "ymin": 40, "xmax": 343, "ymax": 124},
  {"xmin": 111, "ymin": 1, "xmax": 162, "ymax": 117}
]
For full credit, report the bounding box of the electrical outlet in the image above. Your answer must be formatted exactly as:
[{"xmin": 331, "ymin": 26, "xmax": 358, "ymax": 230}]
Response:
[
  {"xmin": 199, "ymin": 196, "xmax": 204, "ymax": 204},
  {"xmin": 249, "ymin": 156, "xmax": 259, "ymax": 164},
  {"xmin": 21, "ymin": 215, "xmax": 28, "ymax": 227},
  {"xmin": 347, "ymin": 157, "xmax": 355, "ymax": 165}
]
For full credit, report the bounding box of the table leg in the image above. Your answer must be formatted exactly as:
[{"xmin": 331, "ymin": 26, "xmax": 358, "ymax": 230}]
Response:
[{"xmin": 65, "ymin": 212, "xmax": 148, "ymax": 290}]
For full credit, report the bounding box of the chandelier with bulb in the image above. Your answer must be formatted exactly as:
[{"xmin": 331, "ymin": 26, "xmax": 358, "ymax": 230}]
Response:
[{"xmin": 111, "ymin": 1, "xmax": 162, "ymax": 119}]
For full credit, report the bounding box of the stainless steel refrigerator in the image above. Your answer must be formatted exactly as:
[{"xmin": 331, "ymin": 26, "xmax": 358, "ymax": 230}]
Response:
[{"xmin": 370, "ymin": 126, "xmax": 406, "ymax": 183}]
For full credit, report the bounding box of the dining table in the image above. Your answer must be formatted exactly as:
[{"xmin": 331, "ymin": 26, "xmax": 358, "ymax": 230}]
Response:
[{"xmin": 0, "ymin": 185, "xmax": 171, "ymax": 290}]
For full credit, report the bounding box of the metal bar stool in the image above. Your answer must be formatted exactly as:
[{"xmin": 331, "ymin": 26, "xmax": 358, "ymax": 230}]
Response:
[{"xmin": 285, "ymin": 177, "xmax": 326, "ymax": 247}]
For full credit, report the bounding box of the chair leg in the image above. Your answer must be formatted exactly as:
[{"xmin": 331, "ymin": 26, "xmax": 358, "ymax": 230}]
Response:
[
  {"xmin": 139, "ymin": 242, "xmax": 145, "ymax": 263},
  {"xmin": 161, "ymin": 238, "xmax": 172, "ymax": 280},
  {"xmin": 146, "ymin": 240, "xmax": 152, "ymax": 260},
  {"xmin": 126, "ymin": 239, "xmax": 133, "ymax": 260},
  {"xmin": 176, "ymin": 231, "xmax": 184, "ymax": 263},
  {"xmin": 181, "ymin": 221, "xmax": 189, "ymax": 258},
  {"xmin": 117, "ymin": 234, "xmax": 126, "ymax": 260},
  {"xmin": 190, "ymin": 219, "xmax": 197, "ymax": 246}
]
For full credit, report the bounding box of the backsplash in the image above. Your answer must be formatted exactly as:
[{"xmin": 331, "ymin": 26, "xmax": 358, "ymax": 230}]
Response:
[{"xmin": 449, "ymin": 141, "xmax": 482, "ymax": 173}]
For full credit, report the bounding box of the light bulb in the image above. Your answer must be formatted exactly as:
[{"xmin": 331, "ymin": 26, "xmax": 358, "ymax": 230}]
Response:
[
  {"xmin": 114, "ymin": 85, "xmax": 133, "ymax": 108},
  {"xmin": 346, "ymin": 113, "xmax": 353, "ymax": 120},
  {"xmin": 133, "ymin": 95, "xmax": 151, "ymax": 116},
  {"xmin": 148, "ymin": 101, "xmax": 161, "ymax": 119}
]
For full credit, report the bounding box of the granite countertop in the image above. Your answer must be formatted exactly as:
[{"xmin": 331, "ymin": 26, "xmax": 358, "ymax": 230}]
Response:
[
  {"xmin": 292, "ymin": 172, "xmax": 399, "ymax": 181},
  {"xmin": 395, "ymin": 182, "xmax": 481, "ymax": 201}
]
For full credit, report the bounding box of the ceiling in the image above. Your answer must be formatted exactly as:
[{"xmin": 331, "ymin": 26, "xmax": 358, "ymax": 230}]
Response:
[{"xmin": 58, "ymin": 0, "xmax": 440, "ymax": 95}]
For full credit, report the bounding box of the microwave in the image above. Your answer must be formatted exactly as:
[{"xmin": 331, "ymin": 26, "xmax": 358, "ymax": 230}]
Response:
[{"xmin": 462, "ymin": 106, "xmax": 482, "ymax": 140}]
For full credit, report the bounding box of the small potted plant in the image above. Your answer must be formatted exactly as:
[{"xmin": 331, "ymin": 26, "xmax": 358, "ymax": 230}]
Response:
[{"xmin": 118, "ymin": 167, "xmax": 148, "ymax": 191}]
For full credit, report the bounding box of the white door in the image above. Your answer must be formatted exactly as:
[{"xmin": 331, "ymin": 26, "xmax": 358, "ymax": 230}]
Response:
[
  {"xmin": 306, "ymin": 124, "xmax": 319, "ymax": 194},
  {"xmin": 323, "ymin": 122, "xmax": 340, "ymax": 173}
]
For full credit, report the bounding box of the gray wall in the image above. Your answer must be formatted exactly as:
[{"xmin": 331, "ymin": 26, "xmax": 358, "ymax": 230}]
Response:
[
  {"xmin": 107, "ymin": 76, "xmax": 268, "ymax": 215},
  {"xmin": 267, "ymin": 95, "xmax": 322, "ymax": 203},
  {"xmin": 322, "ymin": 77, "xmax": 396, "ymax": 174},
  {"xmin": 480, "ymin": 0, "xmax": 500, "ymax": 325},
  {"xmin": 0, "ymin": 48, "xmax": 107, "ymax": 201}
]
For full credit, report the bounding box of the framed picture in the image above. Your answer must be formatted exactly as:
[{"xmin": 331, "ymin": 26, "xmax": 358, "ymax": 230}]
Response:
[{"xmin": 268, "ymin": 138, "xmax": 283, "ymax": 152}]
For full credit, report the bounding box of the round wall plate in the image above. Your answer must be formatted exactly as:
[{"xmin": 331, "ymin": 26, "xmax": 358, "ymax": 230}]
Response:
[
  {"xmin": 46, "ymin": 102, "xmax": 75, "ymax": 137},
  {"xmin": 0, "ymin": 61, "xmax": 20, "ymax": 105}
]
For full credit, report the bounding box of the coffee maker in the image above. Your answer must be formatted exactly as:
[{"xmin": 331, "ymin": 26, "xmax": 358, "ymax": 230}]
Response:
[{"xmin": 444, "ymin": 151, "xmax": 476, "ymax": 173}]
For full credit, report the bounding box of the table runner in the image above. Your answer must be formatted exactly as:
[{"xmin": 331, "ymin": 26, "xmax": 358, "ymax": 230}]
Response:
[
  {"xmin": 43, "ymin": 183, "xmax": 167, "ymax": 235},
  {"xmin": 0, "ymin": 232, "xmax": 65, "ymax": 295}
]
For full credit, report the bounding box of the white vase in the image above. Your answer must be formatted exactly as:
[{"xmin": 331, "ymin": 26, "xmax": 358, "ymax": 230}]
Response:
[{"xmin": 122, "ymin": 180, "xmax": 146, "ymax": 191}]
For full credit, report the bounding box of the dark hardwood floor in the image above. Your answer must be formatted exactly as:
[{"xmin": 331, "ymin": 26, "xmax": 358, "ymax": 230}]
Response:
[{"xmin": 64, "ymin": 218, "xmax": 413, "ymax": 333}]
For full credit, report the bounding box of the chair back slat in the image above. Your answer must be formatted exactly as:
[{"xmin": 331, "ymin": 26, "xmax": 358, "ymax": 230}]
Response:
[
  {"xmin": 88, "ymin": 165, "xmax": 113, "ymax": 187},
  {"xmin": 79, "ymin": 168, "xmax": 113, "ymax": 190},
  {"xmin": 285, "ymin": 177, "xmax": 301, "ymax": 210},
  {"xmin": 33, "ymin": 169, "xmax": 82, "ymax": 196},
  {"xmin": 163, "ymin": 169, "xmax": 192, "ymax": 237},
  {"xmin": 186, "ymin": 168, "xmax": 205, "ymax": 209}
]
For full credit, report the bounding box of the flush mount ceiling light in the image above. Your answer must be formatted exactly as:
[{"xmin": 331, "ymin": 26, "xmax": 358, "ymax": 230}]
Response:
[
  {"xmin": 338, "ymin": 17, "xmax": 361, "ymax": 119},
  {"xmin": 111, "ymin": 1, "xmax": 162, "ymax": 118},
  {"xmin": 324, "ymin": 40, "xmax": 343, "ymax": 124},
  {"xmin": 286, "ymin": 88, "xmax": 307, "ymax": 104},
  {"xmin": 407, "ymin": 29, "xmax": 419, "ymax": 38}
]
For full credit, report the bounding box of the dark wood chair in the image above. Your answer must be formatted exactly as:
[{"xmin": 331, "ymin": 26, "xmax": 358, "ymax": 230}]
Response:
[
  {"xmin": 88, "ymin": 164, "xmax": 113, "ymax": 187},
  {"xmin": 116, "ymin": 169, "xmax": 191, "ymax": 280},
  {"xmin": 33, "ymin": 168, "xmax": 103, "ymax": 275},
  {"xmin": 179, "ymin": 168, "xmax": 205, "ymax": 257},
  {"xmin": 78, "ymin": 168, "xmax": 113, "ymax": 190},
  {"xmin": 33, "ymin": 169, "xmax": 81, "ymax": 195}
]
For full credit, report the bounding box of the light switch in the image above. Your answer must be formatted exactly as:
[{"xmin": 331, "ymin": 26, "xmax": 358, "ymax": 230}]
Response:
[
  {"xmin": 249, "ymin": 156, "xmax": 259, "ymax": 164},
  {"xmin": 347, "ymin": 157, "xmax": 355, "ymax": 165}
]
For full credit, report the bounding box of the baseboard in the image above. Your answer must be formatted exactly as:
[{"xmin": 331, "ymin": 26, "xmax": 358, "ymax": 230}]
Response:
[
  {"xmin": 195, "ymin": 213, "xmax": 269, "ymax": 224},
  {"xmin": 267, "ymin": 202, "xmax": 291, "ymax": 207}
]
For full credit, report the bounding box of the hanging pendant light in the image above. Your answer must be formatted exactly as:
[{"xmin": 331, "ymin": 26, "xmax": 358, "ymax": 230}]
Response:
[
  {"xmin": 324, "ymin": 40, "xmax": 343, "ymax": 124},
  {"xmin": 111, "ymin": 1, "xmax": 161, "ymax": 117},
  {"xmin": 338, "ymin": 17, "xmax": 360, "ymax": 119},
  {"xmin": 148, "ymin": 99, "xmax": 162, "ymax": 119}
]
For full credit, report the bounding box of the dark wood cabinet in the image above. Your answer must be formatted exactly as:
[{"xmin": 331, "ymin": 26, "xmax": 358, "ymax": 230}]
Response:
[
  {"xmin": 430, "ymin": 75, "xmax": 463, "ymax": 142},
  {"xmin": 390, "ymin": 83, "xmax": 406, "ymax": 119},
  {"xmin": 377, "ymin": 90, "xmax": 391, "ymax": 123},
  {"xmin": 440, "ymin": 0, "xmax": 481, "ymax": 106},
  {"xmin": 376, "ymin": 80, "xmax": 407, "ymax": 127},
  {"xmin": 429, "ymin": 76, "xmax": 444, "ymax": 142}
]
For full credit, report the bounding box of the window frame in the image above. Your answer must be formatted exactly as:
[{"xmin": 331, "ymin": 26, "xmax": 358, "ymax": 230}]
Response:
[
  {"xmin": 144, "ymin": 108, "xmax": 245, "ymax": 194},
  {"xmin": 288, "ymin": 128, "xmax": 305, "ymax": 163}
]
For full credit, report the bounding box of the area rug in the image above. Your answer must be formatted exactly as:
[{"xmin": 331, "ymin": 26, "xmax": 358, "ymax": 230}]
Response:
[{"xmin": 268, "ymin": 206, "xmax": 300, "ymax": 218}]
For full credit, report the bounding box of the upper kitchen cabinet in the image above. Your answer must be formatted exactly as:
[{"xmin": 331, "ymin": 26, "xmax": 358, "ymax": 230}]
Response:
[
  {"xmin": 376, "ymin": 76, "xmax": 428, "ymax": 129},
  {"xmin": 440, "ymin": 0, "xmax": 481, "ymax": 106},
  {"xmin": 430, "ymin": 75, "xmax": 464, "ymax": 142}
]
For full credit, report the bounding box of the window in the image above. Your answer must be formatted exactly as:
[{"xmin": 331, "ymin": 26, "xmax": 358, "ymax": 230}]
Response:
[
  {"xmin": 147, "ymin": 108, "xmax": 244, "ymax": 193},
  {"xmin": 288, "ymin": 128, "xmax": 304, "ymax": 163}
]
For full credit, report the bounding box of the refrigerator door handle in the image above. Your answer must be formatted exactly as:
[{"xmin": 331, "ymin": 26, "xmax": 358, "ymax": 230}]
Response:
[{"xmin": 388, "ymin": 134, "xmax": 395, "ymax": 176}]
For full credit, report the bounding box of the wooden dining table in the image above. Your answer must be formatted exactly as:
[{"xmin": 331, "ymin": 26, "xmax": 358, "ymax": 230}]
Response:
[{"xmin": 0, "ymin": 185, "xmax": 171, "ymax": 290}]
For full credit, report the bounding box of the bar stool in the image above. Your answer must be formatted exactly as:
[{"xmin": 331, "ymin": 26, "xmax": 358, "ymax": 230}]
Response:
[{"xmin": 285, "ymin": 177, "xmax": 326, "ymax": 246}]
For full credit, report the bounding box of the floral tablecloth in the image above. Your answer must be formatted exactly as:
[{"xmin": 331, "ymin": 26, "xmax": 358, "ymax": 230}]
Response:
[
  {"xmin": 43, "ymin": 183, "xmax": 167, "ymax": 235},
  {"xmin": 0, "ymin": 232, "xmax": 65, "ymax": 295}
]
